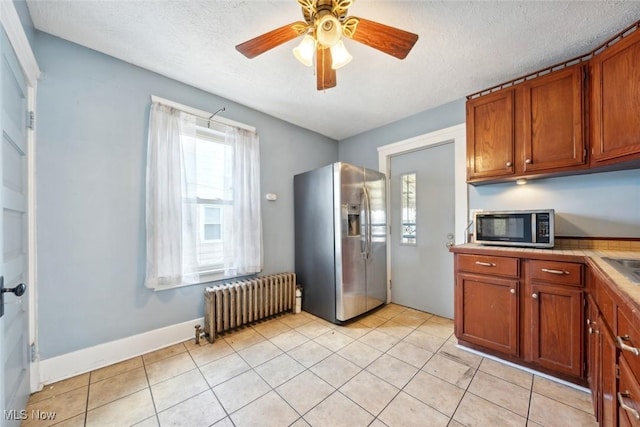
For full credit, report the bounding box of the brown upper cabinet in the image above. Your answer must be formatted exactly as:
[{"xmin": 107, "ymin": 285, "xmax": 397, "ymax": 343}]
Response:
[
  {"xmin": 590, "ymin": 27, "xmax": 640, "ymax": 166},
  {"xmin": 518, "ymin": 64, "xmax": 586, "ymax": 174},
  {"xmin": 466, "ymin": 89, "xmax": 515, "ymax": 181},
  {"xmin": 466, "ymin": 21, "xmax": 640, "ymax": 184},
  {"xmin": 466, "ymin": 64, "xmax": 586, "ymax": 184}
]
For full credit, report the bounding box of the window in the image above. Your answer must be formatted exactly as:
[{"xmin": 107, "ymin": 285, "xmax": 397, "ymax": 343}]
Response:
[
  {"xmin": 189, "ymin": 123, "xmax": 233, "ymax": 272},
  {"xmin": 145, "ymin": 100, "xmax": 262, "ymax": 290},
  {"xmin": 401, "ymin": 172, "xmax": 417, "ymax": 245},
  {"xmin": 201, "ymin": 206, "xmax": 222, "ymax": 242}
]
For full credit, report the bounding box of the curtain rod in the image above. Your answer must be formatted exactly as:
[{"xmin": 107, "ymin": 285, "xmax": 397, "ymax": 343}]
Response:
[{"xmin": 150, "ymin": 95, "xmax": 256, "ymax": 133}]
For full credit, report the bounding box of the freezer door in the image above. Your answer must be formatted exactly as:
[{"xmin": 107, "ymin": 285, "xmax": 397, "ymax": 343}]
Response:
[
  {"xmin": 335, "ymin": 163, "xmax": 367, "ymax": 321},
  {"xmin": 365, "ymin": 167, "xmax": 387, "ymax": 310}
]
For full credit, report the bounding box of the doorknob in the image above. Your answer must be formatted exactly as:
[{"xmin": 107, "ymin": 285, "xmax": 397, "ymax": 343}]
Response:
[
  {"xmin": 0, "ymin": 277, "xmax": 26, "ymax": 318},
  {"xmin": 2, "ymin": 283, "xmax": 26, "ymax": 297}
]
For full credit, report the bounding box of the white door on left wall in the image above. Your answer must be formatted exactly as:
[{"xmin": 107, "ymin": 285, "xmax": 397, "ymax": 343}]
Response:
[{"xmin": 0, "ymin": 27, "xmax": 31, "ymax": 427}]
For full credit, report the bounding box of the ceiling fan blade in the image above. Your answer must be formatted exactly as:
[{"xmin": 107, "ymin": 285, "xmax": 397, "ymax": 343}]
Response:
[
  {"xmin": 317, "ymin": 46, "xmax": 337, "ymax": 90},
  {"xmin": 348, "ymin": 17, "xmax": 418, "ymax": 59},
  {"xmin": 236, "ymin": 21, "xmax": 307, "ymax": 59}
]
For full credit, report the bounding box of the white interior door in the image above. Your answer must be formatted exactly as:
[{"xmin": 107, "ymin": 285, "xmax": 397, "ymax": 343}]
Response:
[
  {"xmin": 1, "ymin": 27, "xmax": 30, "ymax": 426},
  {"xmin": 390, "ymin": 142, "xmax": 455, "ymax": 318}
]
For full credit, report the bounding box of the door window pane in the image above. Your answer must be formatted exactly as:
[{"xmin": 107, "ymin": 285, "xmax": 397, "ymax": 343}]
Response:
[{"xmin": 401, "ymin": 173, "xmax": 416, "ymax": 245}]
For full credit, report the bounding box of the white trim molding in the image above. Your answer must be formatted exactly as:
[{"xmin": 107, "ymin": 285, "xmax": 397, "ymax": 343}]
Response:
[
  {"xmin": 377, "ymin": 123, "xmax": 468, "ymax": 303},
  {"xmin": 38, "ymin": 317, "xmax": 205, "ymax": 386},
  {"xmin": 0, "ymin": 1, "xmax": 40, "ymax": 85},
  {"xmin": 1, "ymin": 0, "xmax": 42, "ymax": 393}
]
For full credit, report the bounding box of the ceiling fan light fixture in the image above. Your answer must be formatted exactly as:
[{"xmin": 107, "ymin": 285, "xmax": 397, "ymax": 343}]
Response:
[
  {"xmin": 316, "ymin": 14, "xmax": 342, "ymax": 47},
  {"xmin": 293, "ymin": 34, "xmax": 315, "ymax": 66},
  {"xmin": 330, "ymin": 40, "xmax": 352, "ymax": 69}
]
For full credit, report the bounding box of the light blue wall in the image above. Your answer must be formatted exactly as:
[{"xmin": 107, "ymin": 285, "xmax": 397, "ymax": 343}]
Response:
[
  {"xmin": 469, "ymin": 169, "xmax": 640, "ymax": 238},
  {"xmin": 33, "ymin": 32, "xmax": 338, "ymax": 359},
  {"xmin": 338, "ymin": 98, "xmax": 466, "ymax": 170}
]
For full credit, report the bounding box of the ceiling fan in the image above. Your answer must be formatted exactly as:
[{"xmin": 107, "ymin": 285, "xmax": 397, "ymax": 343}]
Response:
[{"xmin": 235, "ymin": 0, "xmax": 419, "ymax": 91}]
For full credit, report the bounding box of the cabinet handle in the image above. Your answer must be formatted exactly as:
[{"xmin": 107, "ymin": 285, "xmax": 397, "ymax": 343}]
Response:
[
  {"xmin": 525, "ymin": 159, "xmax": 532, "ymax": 164},
  {"xmin": 475, "ymin": 261, "xmax": 496, "ymax": 267},
  {"xmin": 616, "ymin": 335, "xmax": 640, "ymax": 356},
  {"xmin": 618, "ymin": 392, "xmax": 640, "ymax": 420},
  {"xmin": 506, "ymin": 162, "xmax": 512, "ymax": 167},
  {"xmin": 532, "ymin": 293, "xmax": 538, "ymax": 299},
  {"xmin": 510, "ymin": 288, "xmax": 516, "ymax": 294},
  {"xmin": 541, "ymin": 268, "xmax": 569, "ymax": 275}
]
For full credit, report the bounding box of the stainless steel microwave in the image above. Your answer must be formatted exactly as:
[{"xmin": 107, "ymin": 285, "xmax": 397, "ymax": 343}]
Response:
[{"xmin": 473, "ymin": 209, "xmax": 554, "ymax": 248}]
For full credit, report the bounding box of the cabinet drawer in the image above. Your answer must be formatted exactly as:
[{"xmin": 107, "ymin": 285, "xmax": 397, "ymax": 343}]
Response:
[
  {"xmin": 618, "ymin": 357, "xmax": 640, "ymax": 426},
  {"xmin": 457, "ymin": 254, "xmax": 519, "ymax": 278},
  {"xmin": 618, "ymin": 307, "xmax": 640, "ymax": 383},
  {"xmin": 527, "ymin": 260, "xmax": 583, "ymax": 287}
]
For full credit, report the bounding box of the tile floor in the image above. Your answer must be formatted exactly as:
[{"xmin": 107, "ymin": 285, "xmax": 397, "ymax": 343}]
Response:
[{"xmin": 23, "ymin": 304, "xmax": 597, "ymax": 427}]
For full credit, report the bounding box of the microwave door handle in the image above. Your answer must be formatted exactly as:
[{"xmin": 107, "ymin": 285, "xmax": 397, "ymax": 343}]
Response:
[{"xmin": 531, "ymin": 213, "xmax": 537, "ymax": 243}]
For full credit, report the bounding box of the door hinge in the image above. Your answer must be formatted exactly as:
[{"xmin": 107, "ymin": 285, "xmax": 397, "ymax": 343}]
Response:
[
  {"xmin": 389, "ymin": 280, "xmax": 392, "ymax": 289},
  {"xmin": 28, "ymin": 111, "xmax": 35, "ymax": 130},
  {"xmin": 30, "ymin": 343, "xmax": 37, "ymax": 362},
  {"xmin": 616, "ymin": 363, "xmax": 620, "ymax": 379},
  {"xmin": 583, "ymin": 148, "xmax": 587, "ymax": 160}
]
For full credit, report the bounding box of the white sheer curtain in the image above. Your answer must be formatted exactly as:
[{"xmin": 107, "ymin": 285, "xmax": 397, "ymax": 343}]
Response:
[
  {"xmin": 145, "ymin": 100, "xmax": 262, "ymax": 289},
  {"xmin": 223, "ymin": 127, "xmax": 263, "ymax": 277},
  {"xmin": 145, "ymin": 102, "xmax": 199, "ymax": 289}
]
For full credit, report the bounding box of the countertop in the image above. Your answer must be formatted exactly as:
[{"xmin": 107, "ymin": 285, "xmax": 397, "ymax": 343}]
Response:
[{"xmin": 450, "ymin": 242, "xmax": 640, "ymax": 310}]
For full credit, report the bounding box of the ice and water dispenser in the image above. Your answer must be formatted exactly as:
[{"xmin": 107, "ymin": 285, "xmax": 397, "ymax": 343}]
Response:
[{"xmin": 347, "ymin": 203, "xmax": 360, "ymax": 236}]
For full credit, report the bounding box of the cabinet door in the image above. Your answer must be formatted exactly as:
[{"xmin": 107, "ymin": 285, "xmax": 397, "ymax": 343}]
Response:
[
  {"xmin": 586, "ymin": 294, "xmax": 601, "ymax": 421},
  {"xmin": 528, "ymin": 283, "xmax": 583, "ymax": 377},
  {"xmin": 455, "ymin": 273, "xmax": 519, "ymax": 356},
  {"xmin": 520, "ymin": 65, "xmax": 586, "ymax": 173},
  {"xmin": 591, "ymin": 29, "xmax": 640, "ymax": 164},
  {"xmin": 600, "ymin": 318, "xmax": 617, "ymax": 427},
  {"xmin": 466, "ymin": 89, "xmax": 515, "ymax": 181}
]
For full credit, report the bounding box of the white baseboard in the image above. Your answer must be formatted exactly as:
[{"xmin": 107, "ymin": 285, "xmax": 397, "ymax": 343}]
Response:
[{"xmin": 38, "ymin": 317, "xmax": 204, "ymax": 387}]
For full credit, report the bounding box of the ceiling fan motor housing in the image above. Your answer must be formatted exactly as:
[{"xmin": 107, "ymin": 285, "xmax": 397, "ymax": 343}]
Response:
[{"xmin": 316, "ymin": 13, "xmax": 342, "ymax": 48}]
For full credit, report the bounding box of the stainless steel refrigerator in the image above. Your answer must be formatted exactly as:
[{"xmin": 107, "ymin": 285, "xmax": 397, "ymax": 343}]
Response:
[{"xmin": 294, "ymin": 162, "xmax": 387, "ymax": 323}]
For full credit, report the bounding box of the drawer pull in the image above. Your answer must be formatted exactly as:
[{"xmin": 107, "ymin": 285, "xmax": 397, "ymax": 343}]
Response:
[
  {"xmin": 475, "ymin": 261, "xmax": 496, "ymax": 267},
  {"xmin": 541, "ymin": 268, "xmax": 569, "ymax": 275},
  {"xmin": 510, "ymin": 288, "xmax": 516, "ymax": 294},
  {"xmin": 616, "ymin": 335, "xmax": 640, "ymax": 356},
  {"xmin": 618, "ymin": 391, "xmax": 640, "ymax": 420}
]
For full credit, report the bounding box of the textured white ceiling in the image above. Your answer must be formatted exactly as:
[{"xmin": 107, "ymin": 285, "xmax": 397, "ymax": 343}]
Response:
[{"xmin": 26, "ymin": 1, "xmax": 640, "ymax": 140}]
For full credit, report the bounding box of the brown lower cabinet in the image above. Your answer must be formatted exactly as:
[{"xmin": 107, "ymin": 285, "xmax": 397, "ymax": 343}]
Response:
[
  {"xmin": 453, "ymin": 247, "xmax": 640, "ymax": 426},
  {"xmin": 453, "ymin": 252, "xmax": 585, "ymax": 383},
  {"xmin": 587, "ymin": 262, "xmax": 640, "ymax": 427}
]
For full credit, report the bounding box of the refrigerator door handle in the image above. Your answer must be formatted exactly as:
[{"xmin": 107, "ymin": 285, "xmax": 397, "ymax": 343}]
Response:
[
  {"xmin": 364, "ymin": 186, "xmax": 373, "ymax": 259},
  {"xmin": 360, "ymin": 190, "xmax": 367, "ymax": 258}
]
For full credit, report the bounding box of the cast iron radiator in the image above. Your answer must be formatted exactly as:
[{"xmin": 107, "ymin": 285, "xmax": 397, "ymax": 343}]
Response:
[{"xmin": 203, "ymin": 272, "xmax": 296, "ymax": 342}]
